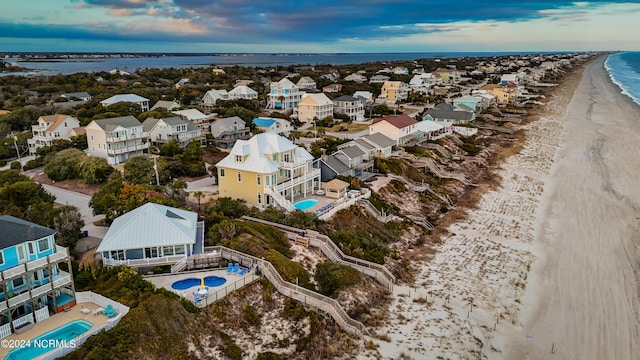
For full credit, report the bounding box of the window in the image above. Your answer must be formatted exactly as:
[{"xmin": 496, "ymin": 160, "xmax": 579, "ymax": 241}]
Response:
[
  {"xmin": 283, "ymin": 153, "xmax": 290, "ymax": 162},
  {"xmin": 235, "ymin": 155, "xmax": 242, "ymax": 162},
  {"xmin": 17, "ymin": 245, "xmax": 25, "ymax": 262},
  {"xmin": 43, "ymin": 269, "xmax": 49, "ymax": 278},
  {"xmin": 38, "ymin": 239, "xmax": 50, "ymax": 252},
  {"xmin": 272, "ymin": 154, "xmax": 277, "ymax": 161},
  {"xmin": 0, "ymin": 252, "xmax": 3, "ymax": 265},
  {"xmin": 237, "ymin": 172, "xmax": 242, "ymax": 182},
  {"xmin": 13, "ymin": 278, "xmax": 25, "ymax": 288},
  {"xmin": 220, "ymin": 168, "xmax": 225, "ymax": 177},
  {"xmin": 257, "ymin": 192, "xmax": 262, "ymax": 204},
  {"xmin": 34, "ymin": 271, "xmax": 40, "ymax": 281},
  {"xmin": 28, "ymin": 242, "xmax": 35, "ymax": 255},
  {"xmin": 257, "ymin": 175, "xmax": 261, "ymax": 185},
  {"xmin": 163, "ymin": 246, "xmax": 174, "ymax": 256},
  {"xmin": 175, "ymin": 246, "xmax": 185, "ymax": 255},
  {"xmin": 266, "ymin": 175, "xmax": 270, "ymax": 186}
]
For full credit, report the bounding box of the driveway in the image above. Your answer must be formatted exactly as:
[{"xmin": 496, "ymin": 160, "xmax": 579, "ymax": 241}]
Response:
[{"xmin": 41, "ymin": 184, "xmax": 107, "ymax": 238}]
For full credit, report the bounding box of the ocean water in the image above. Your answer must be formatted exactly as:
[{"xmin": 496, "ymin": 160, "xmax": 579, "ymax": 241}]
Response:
[
  {"xmin": 605, "ymin": 52, "xmax": 640, "ymax": 106},
  {"xmin": 2, "ymin": 51, "xmax": 537, "ymax": 76}
]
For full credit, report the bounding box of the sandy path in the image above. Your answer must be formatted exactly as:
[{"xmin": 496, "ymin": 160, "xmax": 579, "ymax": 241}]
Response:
[{"xmin": 507, "ymin": 57, "xmax": 640, "ymax": 359}]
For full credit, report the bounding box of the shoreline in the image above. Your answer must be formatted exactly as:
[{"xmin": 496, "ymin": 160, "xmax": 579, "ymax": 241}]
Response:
[
  {"xmin": 506, "ymin": 55, "xmax": 640, "ymax": 359},
  {"xmin": 367, "ymin": 56, "xmax": 625, "ymax": 358}
]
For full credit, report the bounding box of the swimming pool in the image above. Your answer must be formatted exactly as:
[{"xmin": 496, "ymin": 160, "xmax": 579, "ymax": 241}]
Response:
[
  {"xmin": 171, "ymin": 276, "xmax": 227, "ymax": 290},
  {"xmin": 293, "ymin": 199, "xmax": 318, "ymax": 211},
  {"xmin": 6, "ymin": 319, "xmax": 92, "ymax": 360}
]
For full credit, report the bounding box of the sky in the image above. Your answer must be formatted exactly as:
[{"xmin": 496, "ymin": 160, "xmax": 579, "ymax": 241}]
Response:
[{"xmin": 1, "ymin": 0, "xmax": 639, "ymax": 53}]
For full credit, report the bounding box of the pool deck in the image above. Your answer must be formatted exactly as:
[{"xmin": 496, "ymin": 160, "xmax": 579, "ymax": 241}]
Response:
[
  {"xmin": 0, "ymin": 302, "xmax": 108, "ymax": 359},
  {"xmin": 145, "ymin": 268, "xmax": 260, "ymax": 307},
  {"xmin": 291, "ymin": 194, "xmax": 334, "ymax": 214}
]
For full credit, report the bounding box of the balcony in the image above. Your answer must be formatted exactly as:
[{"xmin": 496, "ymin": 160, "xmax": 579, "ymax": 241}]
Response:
[
  {"xmin": 102, "ymin": 254, "xmax": 187, "ymax": 267},
  {"xmin": 279, "ymin": 159, "xmax": 309, "ymax": 170},
  {"xmin": 272, "ymin": 168, "xmax": 320, "ymax": 193},
  {"xmin": 0, "ymin": 246, "xmax": 69, "ymax": 281},
  {"xmin": 5, "ymin": 270, "xmax": 71, "ymax": 308},
  {"xmin": 106, "ymin": 143, "xmax": 149, "ymax": 155},
  {"xmin": 105, "ymin": 131, "xmax": 148, "ymax": 143}
]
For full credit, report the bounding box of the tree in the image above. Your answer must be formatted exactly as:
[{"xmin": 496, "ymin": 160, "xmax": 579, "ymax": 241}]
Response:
[
  {"xmin": 79, "ymin": 157, "xmax": 113, "ymax": 184},
  {"xmin": 44, "ymin": 148, "xmax": 85, "ymax": 181},
  {"xmin": 90, "ymin": 178, "xmax": 124, "ymax": 223},
  {"xmin": 117, "ymin": 183, "xmax": 148, "ymax": 214},
  {"xmin": 124, "ymin": 156, "xmax": 155, "ymax": 185},
  {"xmin": 192, "ymin": 191, "xmax": 204, "ymax": 213},
  {"xmin": 314, "ymin": 261, "xmax": 361, "ymax": 296},
  {"xmin": 53, "ymin": 205, "xmax": 84, "ymax": 249}
]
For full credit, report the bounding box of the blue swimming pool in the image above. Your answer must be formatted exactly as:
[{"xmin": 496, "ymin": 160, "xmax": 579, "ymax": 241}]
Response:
[
  {"xmin": 293, "ymin": 199, "xmax": 318, "ymax": 210},
  {"xmin": 171, "ymin": 276, "xmax": 226, "ymax": 290},
  {"xmin": 6, "ymin": 319, "xmax": 92, "ymax": 360}
]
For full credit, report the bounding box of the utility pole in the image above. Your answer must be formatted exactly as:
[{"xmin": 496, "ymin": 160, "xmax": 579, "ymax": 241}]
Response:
[
  {"xmin": 153, "ymin": 156, "xmax": 160, "ymax": 186},
  {"xmin": 13, "ymin": 136, "xmax": 23, "ymax": 172}
]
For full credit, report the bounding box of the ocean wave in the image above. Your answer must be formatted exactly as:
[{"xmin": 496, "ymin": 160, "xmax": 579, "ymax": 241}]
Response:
[{"xmin": 605, "ymin": 52, "xmax": 640, "ymax": 106}]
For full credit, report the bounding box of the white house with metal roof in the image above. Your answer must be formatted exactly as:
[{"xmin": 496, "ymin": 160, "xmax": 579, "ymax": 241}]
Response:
[
  {"xmin": 86, "ymin": 115, "xmax": 149, "ymax": 165},
  {"xmin": 100, "ymin": 94, "xmax": 149, "ymax": 112},
  {"xmin": 97, "ymin": 203, "xmax": 204, "ymax": 268},
  {"xmin": 172, "ymin": 108, "xmax": 212, "ymax": 131},
  {"xmin": 228, "ymin": 85, "xmax": 258, "ymax": 100}
]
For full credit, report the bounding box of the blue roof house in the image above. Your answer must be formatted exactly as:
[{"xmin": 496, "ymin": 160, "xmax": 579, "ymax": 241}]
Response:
[{"xmin": 0, "ymin": 216, "xmax": 75, "ymax": 339}]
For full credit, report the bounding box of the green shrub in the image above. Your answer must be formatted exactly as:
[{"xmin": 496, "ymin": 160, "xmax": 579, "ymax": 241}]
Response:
[
  {"xmin": 23, "ymin": 157, "xmax": 44, "ymax": 170},
  {"xmin": 224, "ymin": 343, "xmax": 242, "ymax": 360},
  {"xmin": 10, "ymin": 161, "xmax": 21, "ymax": 170},
  {"xmin": 257, "ymin": 352, "xmax": 283, "ymax": 360},
  {"xmin": 314, "ymin": 261, "xmax": 362, "ymax": 296}
]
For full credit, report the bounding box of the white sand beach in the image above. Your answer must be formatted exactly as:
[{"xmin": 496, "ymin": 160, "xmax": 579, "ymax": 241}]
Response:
[{"xmin": 369, "ymin": 56, "xmax": 640, "ymax": 359}]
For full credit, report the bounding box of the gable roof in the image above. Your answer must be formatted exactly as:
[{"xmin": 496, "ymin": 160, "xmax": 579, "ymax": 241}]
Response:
[
  {"xmin": 363, "ymin": 132, "xmax": 395, "ymax": 148},
  {"xmin": 0, "ymin": 215, "xmax": 56, "ymax": 250},
  {"xmin": 333, "ymin": 95, "xmax": 360, "ymax": 102},
  {"xmin": 142, "ymin": 117, "xmax": 194, "ymax": 132},
  {"xmin": 371, "ymin": 114, "xmax": 417, "ymax": 129},
  {"xmin": 229, "ymin": 85, "xmax": 258, "ymax": 96},
  {"xmin": 214, "ymin": 116, "xmax": 245, "ymax": 127},
  {"xmin": 101, "ymin": 94, "xmax": 148, "ymax": 105},
  {"xmin": 96, "ymin": 203, "xmax": 197, "ymax": 252},
  {"xmin": 424, "ymin": 104, "xmax": 474, "ymax": 121},
  {"xmin": 337, "ymin": 145, "xmax": 365, "ymax": 159},
  {"xmin": 39, "ymin": 114, "xmax": 77, "ymax": 132},
  {"xmin": 172, "ymin": 109, "xmax": 208, "ymax": 121},
  {"xmin": 301, "ymin": 93, "xmax": 332, "ymax": 106},
  {"xmin": 91, "ymin": 116, "xmax": 142, "ymax": 131},
  {"xmin": 321, "ymin": 155, "xmax": 351, "ymax": 176}
]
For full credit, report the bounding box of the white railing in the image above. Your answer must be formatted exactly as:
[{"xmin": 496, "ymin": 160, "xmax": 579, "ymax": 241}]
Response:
[
  {"xmin": 1, "ymin": 246, "xmax": 69, "ymax": 281},
  {"xmin": 8, "ymin": 291, "xmax": 31, "ymax": 307},
  {"xmin": 34, "ymin": 306, "xmax": 49, "ymax": 323},
  {"xmin": 52, "ymin": 271, "xmax": 72, "ymax": 288},
  {"xmin": 170, "ymin": 257, "xmax": 188, "ymax": 273},
  {"xmin": 31, "ymin": 283, "xmax": 52, "ymax": 298},
  {"xmin": 272, "ymin": 169, "xmax": 321, "ymax": 193},
  {"xmin": 105, "ymin": 132, "xmax": 149, "ymax": 142},
  {"xmin": 40, "ymin": 291, "xmax": 130, "ymax": 360},
  {"xmin": 239, "ymin": 215, "xmax": 396, "ymax": 290},
  {"xmin": 318, "ymin": 189, "xmax": 372, "ymax": 221},
  {"xmin": 0, "ymin": 301, "xmax": 6, "ymax": 312},
  {"xmin": 106, "ymin": 143, "xmax": 149, "ymax": 155},
  {"xmin": 0, "ymin": 323, "xmax": 11, "ymax": 339},
  {"xmin": 12, "ymin": 313, "xmax": 34, "ymax": 329},
  {"xmin": 263, "ymin": 186, "xmax": 295, "ymax": 211},
  {"xmin": 102, "ymin": 254, "xmax": 186, "ymax": 267}
]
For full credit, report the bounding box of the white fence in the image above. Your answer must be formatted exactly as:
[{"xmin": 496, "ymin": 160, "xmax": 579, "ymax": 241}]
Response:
[
  {"xmin": 38, "ymin": 291, "xmax": 129, "ymax": 360},
  {"xmin": 318, "ymin": 188, "xmax": 371, "ymax": 221},
  {"xmin": 0, "ymin": 323, "xmax": 11, "ymax": 339},
  {"xmin": 34, "ymin": 306, "xmax": 50, "ymax": 323}
]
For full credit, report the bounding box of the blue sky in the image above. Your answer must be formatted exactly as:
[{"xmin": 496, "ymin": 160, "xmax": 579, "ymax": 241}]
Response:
[{"xmin": 1, "ymin": 0, "xmax": 639, "ymax": 52}]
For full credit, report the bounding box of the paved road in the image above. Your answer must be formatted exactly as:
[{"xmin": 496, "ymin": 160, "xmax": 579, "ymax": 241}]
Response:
[
  {"xmin": 186, "ymin": 176, "xmax": 217, "ymax": 192},
  {"xmin": 41, "ymin": 184, "xmax": 108, "ymax": 239}
]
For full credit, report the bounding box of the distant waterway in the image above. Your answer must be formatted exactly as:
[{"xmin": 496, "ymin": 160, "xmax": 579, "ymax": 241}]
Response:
[{"xmin": 2, "ymin": 51, "xmax": 538, "ymax": 76}]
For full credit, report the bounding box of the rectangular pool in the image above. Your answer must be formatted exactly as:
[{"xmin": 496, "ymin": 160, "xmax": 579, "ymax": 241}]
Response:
[{"xmin": 6, "ymin": 319, "xmax": 93, "ymax": 360}]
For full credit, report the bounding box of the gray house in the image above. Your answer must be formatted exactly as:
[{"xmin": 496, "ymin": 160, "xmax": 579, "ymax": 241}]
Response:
[{"xmin": 210, "ymin": 116, "xmax": 251, "ymax": 148}]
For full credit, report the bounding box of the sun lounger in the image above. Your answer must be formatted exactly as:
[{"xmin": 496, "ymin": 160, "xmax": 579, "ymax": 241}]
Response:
[
  {"xmin": 238, "ymin": 267, "xmax": 248, "ymax": 276},
  {"xmin": 93, "ymin": 307, "xmax": 104, "ymax": 315},
  {"xmin": 233, "ymin": 263, "xmax": 240, "ymax": 273},
  {"xmin": 102, "ymin": 304, "xmax": 118, "ymax": 318},
  {"xmin": 227, "ymin": 263, "xmax": 233, "ymax": 273}
]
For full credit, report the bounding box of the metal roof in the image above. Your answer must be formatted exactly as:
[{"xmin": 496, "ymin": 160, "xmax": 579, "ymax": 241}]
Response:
[{"xmin": 96, "ymin": 203, "xmax": 197, "ymax": 253}]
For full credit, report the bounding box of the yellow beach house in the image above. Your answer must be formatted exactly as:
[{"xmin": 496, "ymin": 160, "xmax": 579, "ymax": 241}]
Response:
[{"xmin": 215, "ymin": 133, "xmax": 320, "ymax": 210}]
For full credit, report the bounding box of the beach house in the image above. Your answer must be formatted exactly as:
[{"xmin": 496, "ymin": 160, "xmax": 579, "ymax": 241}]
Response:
[
  {"xmin": 297, "ymin": 93, "xmax": 334, "ymax": 124},
  {"xmin": 369, "ymin": 114, "xmax": 420, "ymax": 145},
  {"xmin": 332, "ymin": 95, "xmax": 366, "ymax": 122},
  {"xmin": 172, "ymin": 108, "xmax": 212, "ymax": 131},
  {"xmin": 210, "ymin": 116, "xmax": 251, "ymax": 148},
  {"xmin": 228, "ymin": 85, "xmax": 258, "ymax": 100},
  {"xmin": 380, "ymin": 81, "xmax": 410, "ymax": 102},
  {"xmin": 267, "ymin": 78, "xmax": 302, "ymax": 111},
  {"xmin": 86, "ymin": 116, "xmax": 149, "ymax": 165},
  {"xmin": 252, "ymin": 117, "xmax": 292, "ymax": 135},
  {"xmin": 215, "ymin": 133, "xmax": 320, "ymax": 209},
  {"xmin": 0, "ymin": 216, "xmax": 75, "ymax": 338},
  {"xmin": 423, "ymin": 103, "xmax": 476, "ymax": 125},
  {"xmin": 142, "ymin": 117, "xmax": 204, "ymax": 147},
  {"xmin": 100, "ymin": 94, "xmax": 149, "ymax": 112},
  {"xmin": 27, "ymin": 114, "xmax": 81, "ymax": 154},
  {"xmin": 201, "ymin": 89, "xmax": 230, "ymax": 111},
  {"xmin": 296, "ymin": 76, "xmax": 317, "ymax": 90},
  {"xmin": 97, "ymin": 203, "xmax": 204, "ymax": 269}
]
